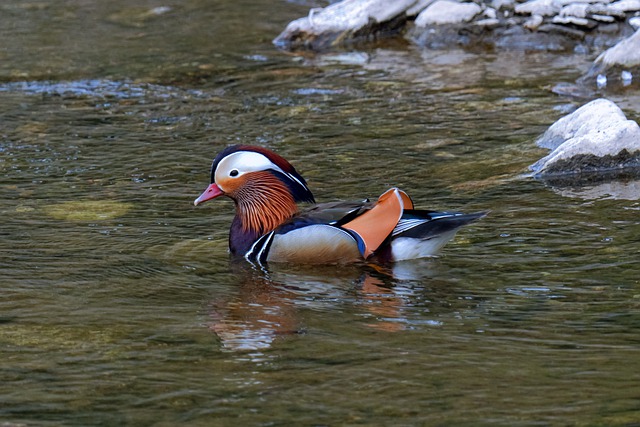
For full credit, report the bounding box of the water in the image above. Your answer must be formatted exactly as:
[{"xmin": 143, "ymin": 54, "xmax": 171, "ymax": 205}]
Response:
[{"xmin": 2, "ymin": 1, "xmax": 640, "ymax": 425}]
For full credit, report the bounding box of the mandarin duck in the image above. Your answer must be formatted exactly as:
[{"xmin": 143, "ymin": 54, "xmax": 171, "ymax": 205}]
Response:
[{"xmin": 194, "ymin": 145, "xmax": 486, "ymax": 264}]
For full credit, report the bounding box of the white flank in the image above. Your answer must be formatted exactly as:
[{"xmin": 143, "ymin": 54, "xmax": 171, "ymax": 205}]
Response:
[
  {"xmin": 391, "ymin": 230, "xmax": 458, "ymax": 261},
  {"xmin": 267, "ymin": 224, "xmax": 361, "ymax": 264}
]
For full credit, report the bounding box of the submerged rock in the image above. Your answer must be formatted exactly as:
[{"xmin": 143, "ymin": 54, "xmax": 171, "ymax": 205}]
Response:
[
  {"xmin": 45, "ymin": 200, "xmax": 134, "ymax": 221},
  {"xmin": 530, "ymin": 99, "xmax": 640, "ymax": 176}
]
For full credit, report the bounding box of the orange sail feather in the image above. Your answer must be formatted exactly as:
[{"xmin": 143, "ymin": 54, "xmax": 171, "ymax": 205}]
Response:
[{"xmin": 342, "ymin": 188, "xmax": 404, "ymax": 258}]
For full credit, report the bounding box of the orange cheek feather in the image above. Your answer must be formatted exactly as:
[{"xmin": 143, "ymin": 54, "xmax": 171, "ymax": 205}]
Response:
[{"xmin": 216, "ymin": 175, "xmax": 246, "ymax": 197}]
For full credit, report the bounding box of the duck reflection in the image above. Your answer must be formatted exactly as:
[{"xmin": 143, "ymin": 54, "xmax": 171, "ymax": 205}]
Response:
[{"xmin": 208, "ymin": 261, "xmax": 438, "ymax": 351}]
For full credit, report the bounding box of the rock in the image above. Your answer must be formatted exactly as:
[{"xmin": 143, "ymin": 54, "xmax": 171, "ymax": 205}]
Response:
[
  {"xmin": 474, "ymin": 17, "xmax": 501, "ymax": 27},
  {"xmin": 524, "ymin": 14, "xmax": 544, "ymax": 29},
  {"xmin": 490, "ymin": 23, "xmax": 578, "ymax": 50},
  {"xmin": 415, "ymin": 0, "xmax": 483, "ymax": 26},
  {"xmin": 608, "ymin": 0, "xmax": 640, "ymax": 12},
  {"xmin": 559, "ymin": 3, "xmax": 589, "ymax": 18},
  {"xmin": 586, "ymin": 3, "xmax": 627, "ymax": 18},
  {"xmin": 515, "ymin": 0, "xmax": 561, "ymax": 17},
  {"xmin": 557, "ymin": 0, "xmax": 612, "ymax": 4},
  {"xmin": 272, "ymin": 0, "xmax": 421, "ymax": 51},
  {"xmin": 484, "ymin": 7, "xmax": 498, "ymax": 18},
  {"xmin": 275, "ymin": 0, "xmax": 640, "ymax": 52},
  {"xmin": 595, "ymin": 22, "xmax": 622, "ymax": 33},
  {"xmin": 590, "ymin": 14, "xmax": 616, "ymax": 23},
  {"xmin": 538, "ymin": 23, "xmax": 587, "ymax": 39},
  {"xmin": 491, "ymin": 0, "xmax": 515, "ymax": 10},
  {"xmin": 530, "ymin": 99, "xmax": 640, "ymax": 176},
  {"xmin": 407, "ymin": 0, "xmax": 436, "ymax": 15},
  {"xmin": 580, "ymin": 28, "xmax": 640, "ymax": 88},
  {"xmin": 552, "ymin": 15, "xmax": 593, "ymax": 27},
  {"xmin": 592, "ymin": 27, "xmax": 640, "ymax": 66}
]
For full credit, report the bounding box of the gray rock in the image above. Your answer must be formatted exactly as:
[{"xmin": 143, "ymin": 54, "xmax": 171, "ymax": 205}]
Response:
[
  {"xmin": 407, "ymin": 0, "xmax": 437, "ymax": 15},
  {"xmin": 272, "ymin": 0, "xmax": 420, "ymax": 51},
  {"xmin": 274, "ymin": 0, "xmax": 640, "ymax": 52},
  {"xmin": 580, "ymin": 28, "xmax": 640, "ymax": 87},
  {"xmin": 515, "ymin": 0, "xmax": 562, "ymax": 16},
  {"xmin": 557, "ymin": 0, "xmax": 611, "ymax": 4},
  {"xmin": 586, "ymin": 3, "xmax": 627, "ymax": 18},
  {"xmin": 474, "ymin": 17, "xmax": 501, "ymax": 27},
  {"xmin": 415, "ymin": 0, "xmax": 483, "ymax": 26},
  {"xmin": 491, "ymin": 0, "xmax": 515, "ymax": 10},
  {"xmin": 590, "ymin": 14, "xmax": 616, "ymax": 23},
  {"xmin": 559, "ymin": 3, "xmax": 589, "ymax": 18},
  {"xmin": 552, "ymin": 15, "xmax": 592, "ymax": 26},
  {"xmin": 484, "ymin": 7, "xmax": 498, "ymax": 18},
  {"xmin": 530, "ymin": 99, "xmax": 640, "ymax": 176},
  {"xmin": 538, "ymin": 23, "xmax": 587, "ymax": 39},
  {"xmin": 608, "ymin": 0, "xmax": 640, "ymax": 12},
  {"xmin": 592, "ymin": 27, "xmax": 640, "ymax": 68}
]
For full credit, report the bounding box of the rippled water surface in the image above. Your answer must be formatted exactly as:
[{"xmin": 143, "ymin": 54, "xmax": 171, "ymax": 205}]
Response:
[{"xmin": 2, "ymin": 1, "xmax": 640, "ymax": 425}]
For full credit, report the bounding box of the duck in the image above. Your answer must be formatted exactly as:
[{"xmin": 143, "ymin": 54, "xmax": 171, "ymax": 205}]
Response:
[{"xmin": 194, "ymin": 144, "xmax": 486, "ymax": 265}]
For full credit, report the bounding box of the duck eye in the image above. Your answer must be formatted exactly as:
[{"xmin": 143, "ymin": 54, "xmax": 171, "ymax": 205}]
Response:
[{"xmin": 229, "ymin": 169, "xmax": 239, "ymax": 177}]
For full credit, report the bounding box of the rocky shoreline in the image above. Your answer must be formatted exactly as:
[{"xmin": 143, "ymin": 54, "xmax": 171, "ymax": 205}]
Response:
[
  {"xmin": 274, "ymin": 0, "xmax": 640, "ymax": 90},
  {"xmin": 274, "ymin": 0, "xmax": 640, "ymax": 52}
]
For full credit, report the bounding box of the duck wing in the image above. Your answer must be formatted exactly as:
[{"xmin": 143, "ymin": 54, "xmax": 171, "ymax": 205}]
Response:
[
  {"xmin": 297, "ymin": 200, "xmax": 374, "ymax": 225},
  {"xmin": 393, "ymin": 210, "xmax": 487, "ymax": 239},
  {"xmin": 388, "ymin": 210, "xmax": 488, "ymax": 261}
]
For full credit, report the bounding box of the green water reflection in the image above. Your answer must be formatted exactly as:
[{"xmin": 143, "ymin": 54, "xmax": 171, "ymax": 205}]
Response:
[{"xmin": 2, "ymin": 0, "xmax": 640, "ymax": 425}]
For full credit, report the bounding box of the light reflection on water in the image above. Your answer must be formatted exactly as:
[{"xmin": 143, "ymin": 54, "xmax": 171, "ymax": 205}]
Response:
[{"xmin": 2, "ymin": 1, "xmax": 640, "ymax": 425}]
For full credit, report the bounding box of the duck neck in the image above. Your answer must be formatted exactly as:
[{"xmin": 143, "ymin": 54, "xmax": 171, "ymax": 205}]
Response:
[{"xmin": 229, "ymin": 182, "xmax": 299, "ymax": 255}]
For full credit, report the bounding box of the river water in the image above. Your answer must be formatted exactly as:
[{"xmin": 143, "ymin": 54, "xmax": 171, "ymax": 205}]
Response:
[{"xmin": 1, "ymin": 1, "xmax": 640, "ymax": 425}]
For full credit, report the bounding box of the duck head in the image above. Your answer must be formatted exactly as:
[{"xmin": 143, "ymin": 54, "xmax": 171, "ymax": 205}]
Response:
[{"xmin": 194, "ymin": 145, "xmax": 315, "ymax": 254}]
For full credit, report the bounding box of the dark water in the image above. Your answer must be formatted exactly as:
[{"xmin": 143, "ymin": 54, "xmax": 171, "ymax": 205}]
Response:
[{"xmin": 2, "ymin": 1, "xmax": 640, "ymax": 425}]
